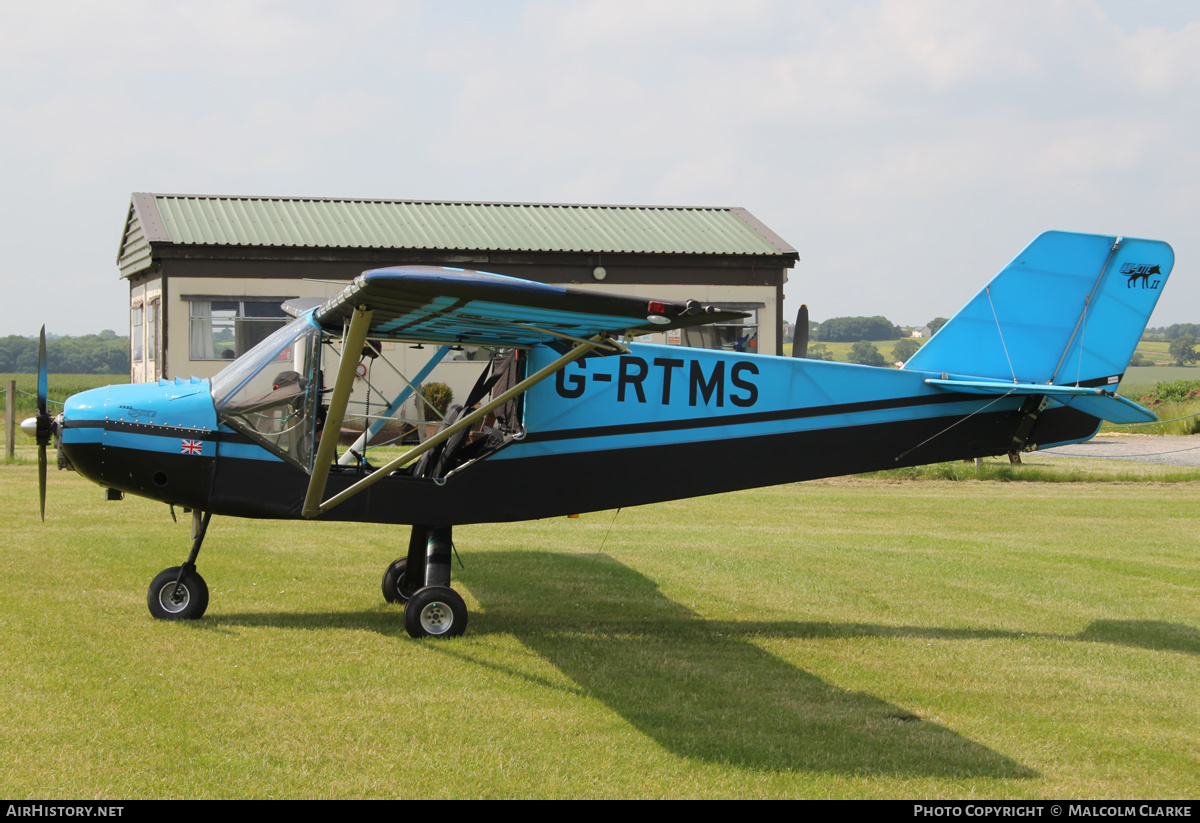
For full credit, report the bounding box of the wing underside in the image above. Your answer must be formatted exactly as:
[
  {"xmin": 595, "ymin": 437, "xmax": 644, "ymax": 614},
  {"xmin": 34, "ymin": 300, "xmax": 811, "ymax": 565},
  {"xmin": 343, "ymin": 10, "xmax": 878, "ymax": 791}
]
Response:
[{"xmin": 300, "ymin": 266, "xmax": 747, "ymax": 347}]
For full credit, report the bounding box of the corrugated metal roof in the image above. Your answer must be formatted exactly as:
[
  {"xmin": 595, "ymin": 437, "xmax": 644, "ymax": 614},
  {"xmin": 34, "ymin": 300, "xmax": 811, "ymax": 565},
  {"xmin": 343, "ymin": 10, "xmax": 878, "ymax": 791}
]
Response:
[{"xmin": 137, "ymin": 194, "xmax": 794, "ymax": 257}]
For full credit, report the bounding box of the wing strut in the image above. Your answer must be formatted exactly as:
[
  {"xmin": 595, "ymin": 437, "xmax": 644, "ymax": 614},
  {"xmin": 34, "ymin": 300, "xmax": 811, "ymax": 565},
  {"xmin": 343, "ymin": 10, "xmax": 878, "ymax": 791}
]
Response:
[
  {"xmin": 302, "ymin": 305, "xmax": 374, "ymax": 518},
  {"xmin": 303, "ymin": 333, "xmax": 621, "ymax": 518}
]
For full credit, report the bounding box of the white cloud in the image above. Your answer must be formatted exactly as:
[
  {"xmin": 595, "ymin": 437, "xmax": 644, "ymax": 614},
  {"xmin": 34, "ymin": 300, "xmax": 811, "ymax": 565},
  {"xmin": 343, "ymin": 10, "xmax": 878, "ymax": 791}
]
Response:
[
  {"xmin": 0, "ymin": 0, "xmax": 407, "ymax": 78},
  {"xmin": 1, "ymin": 0, "xmax": 1199, "ymax": 334},
  {"xmin": 1122, "ymin": 20, "xmax": 1200, "ymax": 93}
]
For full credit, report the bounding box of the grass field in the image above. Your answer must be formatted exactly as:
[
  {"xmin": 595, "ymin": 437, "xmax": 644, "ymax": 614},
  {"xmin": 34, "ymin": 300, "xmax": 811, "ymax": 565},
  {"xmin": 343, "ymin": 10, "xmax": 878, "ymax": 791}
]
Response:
[
  {"xmin": 1, "ymin": 451, "xmax": 1196, "ymax": 799},
  {"xmin": 0, "ymin": 373, "xmax": 128, "ymax": 421},
  {"xmin": 1123, "ymin": 365, "xmax": 1200, "ymax": 388}
]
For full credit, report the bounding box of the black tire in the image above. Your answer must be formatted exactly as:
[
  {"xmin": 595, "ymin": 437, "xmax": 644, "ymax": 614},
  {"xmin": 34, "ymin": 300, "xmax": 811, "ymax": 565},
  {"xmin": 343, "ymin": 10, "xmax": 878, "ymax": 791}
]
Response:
[
  {"xmin": 147, "ymin": 566, "xmax": 209, "ymax": 620},
  {"xmin": 404, "ymin": 586, "xmax": 467, "ymax": 639},
  {"xmin": 382, "ymin": 557, "xmax": 410, "ymax": 604}
]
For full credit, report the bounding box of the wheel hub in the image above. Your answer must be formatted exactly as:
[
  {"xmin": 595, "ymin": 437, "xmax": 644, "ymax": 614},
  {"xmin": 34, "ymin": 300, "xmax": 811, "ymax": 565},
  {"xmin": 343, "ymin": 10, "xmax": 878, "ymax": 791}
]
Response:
[
  {"xmin": 419, "ymin": 601, "xmax": 453, "ymax": 635},
  {"xmin": 157, "ymin": 583, "xmax": 190, "ymax": 614}
]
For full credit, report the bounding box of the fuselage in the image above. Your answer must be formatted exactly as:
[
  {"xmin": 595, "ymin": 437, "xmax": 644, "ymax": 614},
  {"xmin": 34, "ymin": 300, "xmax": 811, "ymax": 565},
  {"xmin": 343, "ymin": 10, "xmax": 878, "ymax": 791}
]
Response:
[{"xmin": 57, "ymin": 332, "xmax": 1102, "ymax": 526}]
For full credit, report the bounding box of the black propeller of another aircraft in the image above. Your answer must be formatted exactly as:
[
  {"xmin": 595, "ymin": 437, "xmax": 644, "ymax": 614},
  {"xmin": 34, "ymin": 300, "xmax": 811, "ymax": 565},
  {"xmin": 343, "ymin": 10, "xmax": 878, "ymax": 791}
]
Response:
[{"xmin": 791, "ymin": 304, "xmax": 808, "ymax": 359}]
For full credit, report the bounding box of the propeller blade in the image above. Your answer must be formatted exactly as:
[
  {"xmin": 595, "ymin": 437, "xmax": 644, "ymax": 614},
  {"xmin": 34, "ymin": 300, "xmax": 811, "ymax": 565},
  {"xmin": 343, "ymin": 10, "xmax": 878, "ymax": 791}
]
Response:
[
  {"xmin": 35, "ymin": 325, "xmax": 51, "ymax": 521},
  {"xmin": 38, "ymin": 444, "xmax": 46, "ymax": 522},
  {"xmin": 792, "ymin": 305, "xmax": 809, "ymax": 359},
  {"xmin": 37, "ymin": 326, "xmax": 47, "ymax": 418}
]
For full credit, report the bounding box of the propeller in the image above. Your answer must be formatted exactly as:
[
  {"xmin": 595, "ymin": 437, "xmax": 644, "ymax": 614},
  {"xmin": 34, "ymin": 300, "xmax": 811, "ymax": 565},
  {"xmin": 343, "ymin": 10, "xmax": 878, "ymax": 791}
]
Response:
[
  {"xmin": 19, "ymin": 326, "xmax": 55, "ymax": 521},
  {"xmin": 791, "ymin": 304, "xmax": 809, "ymax": 359}
]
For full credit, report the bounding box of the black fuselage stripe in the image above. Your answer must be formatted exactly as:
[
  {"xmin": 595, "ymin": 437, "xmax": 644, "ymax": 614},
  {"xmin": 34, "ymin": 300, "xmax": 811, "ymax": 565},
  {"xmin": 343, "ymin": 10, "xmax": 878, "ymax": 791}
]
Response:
[
  {"xmin": 521, "ymin": 391, "xmax": 975, "ymax": 443},
  {"xmin": 64, "ymin": 420, "xmax": 249, "ymax": 443}
]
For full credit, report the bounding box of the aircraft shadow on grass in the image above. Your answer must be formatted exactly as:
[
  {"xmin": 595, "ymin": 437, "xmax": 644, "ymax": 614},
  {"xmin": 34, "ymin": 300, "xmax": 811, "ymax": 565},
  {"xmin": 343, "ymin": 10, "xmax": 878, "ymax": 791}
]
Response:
[
  {"xmin": 449, "ymin": 552, "xmax": 1036, "ymax": 776},
  {"xmin": 209, "ymin": 551, "xmax": 1035, "ymax": 776},
  {"xmin": 1075, "ymin": 619, "xmax": 1200, "ymax": 655},
  {"xmin": 207, "ymin": 553, "xmax": 1196, "ymax": 775}
]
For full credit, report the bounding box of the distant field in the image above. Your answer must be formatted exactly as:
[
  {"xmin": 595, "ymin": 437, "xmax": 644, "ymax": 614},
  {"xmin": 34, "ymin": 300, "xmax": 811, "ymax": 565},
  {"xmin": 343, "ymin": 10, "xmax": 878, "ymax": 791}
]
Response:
[
  {"xmin": 0, "ymin": 373, "xmax": 127, "ymax": 422},
  {"xmin": 1130, "ymin": 340, "xmax": 1177, "ymax": 367},
  {"xmin": 1121, "ymin": 365, "xmax": 1199, "ymax": 393}
]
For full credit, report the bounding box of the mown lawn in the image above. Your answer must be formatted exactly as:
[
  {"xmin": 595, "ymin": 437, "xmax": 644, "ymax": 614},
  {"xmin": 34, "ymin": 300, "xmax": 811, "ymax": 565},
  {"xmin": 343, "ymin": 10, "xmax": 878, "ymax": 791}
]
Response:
[
  {"xmin": 0, "ymin": 373, "xmax": 128, "ymax": 422},
  {"xmin": 1, "ymin": 454, "xmax": 1196, "ymax": 799}
]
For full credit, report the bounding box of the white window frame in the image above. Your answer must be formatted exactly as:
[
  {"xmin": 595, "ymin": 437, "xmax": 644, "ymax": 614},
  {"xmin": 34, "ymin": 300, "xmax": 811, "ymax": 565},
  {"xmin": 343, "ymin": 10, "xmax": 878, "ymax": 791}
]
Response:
[
  {"xmin": 186, "ymin": 297, "xmax": 292, "ymax": 361},
  {"xmin": 130, "ymin": 304, "xmax": 144, "ymax": 362}
]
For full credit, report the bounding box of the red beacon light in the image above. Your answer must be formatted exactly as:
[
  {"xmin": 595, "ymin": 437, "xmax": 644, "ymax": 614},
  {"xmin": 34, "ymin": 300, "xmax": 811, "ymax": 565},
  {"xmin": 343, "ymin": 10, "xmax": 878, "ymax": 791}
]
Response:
[{"xmin": 646, "ymin": 301, "xmax": 670, "ymax": 325}]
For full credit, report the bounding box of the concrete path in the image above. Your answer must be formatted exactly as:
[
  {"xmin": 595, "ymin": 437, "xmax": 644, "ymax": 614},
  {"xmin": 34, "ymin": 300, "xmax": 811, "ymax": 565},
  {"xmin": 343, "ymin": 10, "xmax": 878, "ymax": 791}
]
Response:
[{"xmin": 1038, "ymin": 435, "xmax": 1200, "ymax": 467}]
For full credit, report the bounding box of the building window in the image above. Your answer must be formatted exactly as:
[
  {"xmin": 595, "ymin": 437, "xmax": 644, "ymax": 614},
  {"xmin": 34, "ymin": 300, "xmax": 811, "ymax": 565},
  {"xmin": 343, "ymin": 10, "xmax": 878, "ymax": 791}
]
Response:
[
  {"xmin": 680, "ymin": 307, "xmax": 760, "ymax": 353},
  {"xmin": 147, "ymin": 300, "xmax": 158, "ymax": 364},
  {"xmin": 188, "ymin": 299, "xmax": 289, "ymax": 361},
  {"xmin": 131, "ymin": 305, "xmax": 143, "ymax": 361}
]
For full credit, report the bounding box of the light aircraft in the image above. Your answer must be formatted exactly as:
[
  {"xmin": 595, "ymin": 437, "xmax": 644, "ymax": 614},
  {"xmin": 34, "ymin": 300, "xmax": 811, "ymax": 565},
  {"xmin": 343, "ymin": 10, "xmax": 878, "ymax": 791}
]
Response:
[{"xmin": 24, "ymin": 231, "xmax": 1174, "ymax": 638}]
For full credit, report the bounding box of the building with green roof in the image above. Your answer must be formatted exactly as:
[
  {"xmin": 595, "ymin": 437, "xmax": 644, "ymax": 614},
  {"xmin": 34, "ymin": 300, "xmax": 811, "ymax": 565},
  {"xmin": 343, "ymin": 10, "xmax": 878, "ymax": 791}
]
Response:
[{"xmin": 118, "ymin": 193, "xmax": 798, "ymax": 391}]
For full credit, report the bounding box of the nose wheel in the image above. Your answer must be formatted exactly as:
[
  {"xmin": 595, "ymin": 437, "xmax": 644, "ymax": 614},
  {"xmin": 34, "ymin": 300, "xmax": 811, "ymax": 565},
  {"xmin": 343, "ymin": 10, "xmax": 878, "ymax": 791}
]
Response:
[
  {"xmin": 147, "ymin": 510, "xmax": 213, "ymax": 621},
  {"xmin": 148, "ymin": 566, "xmax": 209, "ymax": 620}
]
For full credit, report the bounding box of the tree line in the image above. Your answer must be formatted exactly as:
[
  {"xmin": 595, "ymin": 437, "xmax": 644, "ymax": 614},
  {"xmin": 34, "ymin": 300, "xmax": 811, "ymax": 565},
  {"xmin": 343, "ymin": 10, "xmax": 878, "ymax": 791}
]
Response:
[
  {"xmin": 0, "ymin": 331, "xmax": 129, "ymax": 374},
  {"xmin": 794, "ymin": 315, "xmax": 948, "ymax": 343},
  {"xmin": 815, "ymin": 316, "xmax": 903, "ymax": 342},
  {"xmin": 1144, "ymin": 323, "xmax": 1200, "ymax": 341}
]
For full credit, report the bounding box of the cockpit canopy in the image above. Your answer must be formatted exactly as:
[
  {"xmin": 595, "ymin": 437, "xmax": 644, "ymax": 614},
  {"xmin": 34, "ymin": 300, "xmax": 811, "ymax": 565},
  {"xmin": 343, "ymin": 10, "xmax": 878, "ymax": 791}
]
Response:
[{"xmin": 211, "ymin": 314, "xmax": 322, "ymax": 469}]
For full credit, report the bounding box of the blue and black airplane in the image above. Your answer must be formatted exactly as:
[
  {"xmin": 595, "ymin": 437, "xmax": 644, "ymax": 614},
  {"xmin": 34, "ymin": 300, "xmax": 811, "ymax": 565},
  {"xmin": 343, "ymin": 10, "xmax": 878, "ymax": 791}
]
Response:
[{"xmin": 24, "ymin": 231, "xmax": 1174, "ymax": 638}]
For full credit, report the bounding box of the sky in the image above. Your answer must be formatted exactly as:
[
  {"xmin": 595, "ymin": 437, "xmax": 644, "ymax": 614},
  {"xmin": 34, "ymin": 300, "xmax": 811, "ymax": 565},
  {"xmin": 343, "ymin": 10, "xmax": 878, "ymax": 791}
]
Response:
[{"xmin": 2, "ymin": 0, "xmax": 1198, "ymax": 336}]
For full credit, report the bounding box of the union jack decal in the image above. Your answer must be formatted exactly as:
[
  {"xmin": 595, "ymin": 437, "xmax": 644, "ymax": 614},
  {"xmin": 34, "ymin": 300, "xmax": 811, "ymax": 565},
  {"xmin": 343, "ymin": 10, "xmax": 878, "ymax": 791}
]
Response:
[{"xmin": 180, "ymin": 440, "xmax": 203, "ymax": 455}]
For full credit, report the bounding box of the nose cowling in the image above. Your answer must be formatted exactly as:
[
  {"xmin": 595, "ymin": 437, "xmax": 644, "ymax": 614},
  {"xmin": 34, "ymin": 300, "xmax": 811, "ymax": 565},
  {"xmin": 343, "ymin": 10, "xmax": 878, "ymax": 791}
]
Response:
[{"xmin": 59, "ymin": 378, "xmax": 218, "ymax": 508}]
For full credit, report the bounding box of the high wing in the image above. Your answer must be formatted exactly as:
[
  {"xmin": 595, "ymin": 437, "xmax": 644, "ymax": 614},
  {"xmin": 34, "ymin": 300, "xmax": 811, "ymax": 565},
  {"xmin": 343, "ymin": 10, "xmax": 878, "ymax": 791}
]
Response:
[
  {"xmin": 296, "ymin": 266, "xmax": 747, "ymax": 347},
  {"xmin": 298, "ymin": 265, "xmax": 747, "ymax": 518}
]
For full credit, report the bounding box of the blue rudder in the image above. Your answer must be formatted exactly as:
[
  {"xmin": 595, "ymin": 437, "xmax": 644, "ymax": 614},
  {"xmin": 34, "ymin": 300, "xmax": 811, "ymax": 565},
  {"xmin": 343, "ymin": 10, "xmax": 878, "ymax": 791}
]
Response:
[{"xmin": 904, "ymin": 231, "xmax": 1174, "ymax": 388}]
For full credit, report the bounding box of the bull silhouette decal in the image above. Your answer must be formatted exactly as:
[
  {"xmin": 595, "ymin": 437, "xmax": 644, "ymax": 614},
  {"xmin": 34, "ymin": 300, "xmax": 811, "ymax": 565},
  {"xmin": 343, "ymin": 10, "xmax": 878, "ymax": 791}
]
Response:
[{"xmin": 1122, "ymin": 263, "xmax": 1162, "ymax": 289}]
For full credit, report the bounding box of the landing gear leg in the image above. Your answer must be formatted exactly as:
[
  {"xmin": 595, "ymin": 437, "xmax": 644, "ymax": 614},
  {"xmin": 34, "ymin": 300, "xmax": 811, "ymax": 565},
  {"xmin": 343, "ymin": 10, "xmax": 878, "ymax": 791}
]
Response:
[
  {"xmin": 147, "ymin": 510, "xmax": 212, "ymax": 620},
  {"xmin": 389, "ymin": 524, "xmax": 467, "ymax": 638}
]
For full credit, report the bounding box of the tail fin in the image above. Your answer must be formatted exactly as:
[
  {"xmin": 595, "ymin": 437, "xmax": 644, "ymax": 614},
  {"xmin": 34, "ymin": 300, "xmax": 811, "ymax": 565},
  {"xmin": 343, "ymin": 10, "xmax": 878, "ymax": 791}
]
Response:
[{"xmin": 905, "ymin": 231, "xmax": 1174, "ymax": 387}]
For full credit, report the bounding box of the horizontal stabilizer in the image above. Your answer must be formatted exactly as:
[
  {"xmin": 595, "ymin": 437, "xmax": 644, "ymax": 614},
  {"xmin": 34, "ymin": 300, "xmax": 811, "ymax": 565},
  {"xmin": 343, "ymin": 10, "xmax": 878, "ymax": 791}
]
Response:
[{"xmin": 925, "ymin": 378, "xmax": 1157, "ymax": 425}]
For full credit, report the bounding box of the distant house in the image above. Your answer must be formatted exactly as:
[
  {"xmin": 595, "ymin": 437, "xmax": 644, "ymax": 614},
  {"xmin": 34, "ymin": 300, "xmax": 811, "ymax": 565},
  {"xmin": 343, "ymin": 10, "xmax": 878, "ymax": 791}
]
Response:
[{"xmin": 912, "ymin": 326, "xmax": 932, "ymax": 339}]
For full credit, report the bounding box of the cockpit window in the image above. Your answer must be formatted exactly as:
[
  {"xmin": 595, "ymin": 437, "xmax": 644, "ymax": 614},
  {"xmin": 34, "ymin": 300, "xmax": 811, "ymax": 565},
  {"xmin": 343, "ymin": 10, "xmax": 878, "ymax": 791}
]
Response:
[{"xmin": 211, "ymin": 314, "xmax": 322, "ymax": 469}]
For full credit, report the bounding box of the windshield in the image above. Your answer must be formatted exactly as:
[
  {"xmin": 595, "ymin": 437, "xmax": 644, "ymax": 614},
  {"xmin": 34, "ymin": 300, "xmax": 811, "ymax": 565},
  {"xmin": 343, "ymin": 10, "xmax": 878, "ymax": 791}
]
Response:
[{"xmin": 211, "ymin": 313, "xmax": 323, "ymax": 469}]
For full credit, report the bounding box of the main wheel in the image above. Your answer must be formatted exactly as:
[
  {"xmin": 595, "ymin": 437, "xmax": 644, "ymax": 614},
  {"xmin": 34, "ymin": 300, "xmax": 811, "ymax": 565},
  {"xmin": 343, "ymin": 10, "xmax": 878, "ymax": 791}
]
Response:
[
  {"xmin": 382, "ymin": 557, "xmax": 411, "ymax": 604},
  {"xmin": 404, "ymin": 586, "xmax": 467, "ymax": 638},
  {"xmin": 147, "ymin": 566, "xmax": 209, "ymax": 620}
]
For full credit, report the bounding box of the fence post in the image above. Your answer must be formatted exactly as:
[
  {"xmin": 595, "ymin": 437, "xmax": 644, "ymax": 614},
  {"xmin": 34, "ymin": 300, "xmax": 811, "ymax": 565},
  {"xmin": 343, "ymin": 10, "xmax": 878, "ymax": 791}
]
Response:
[{"xmin": 5, "ymin": 380, "xmax": 15, "ymax": 460}]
